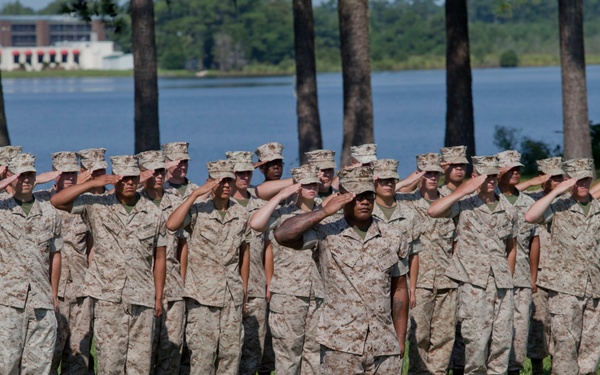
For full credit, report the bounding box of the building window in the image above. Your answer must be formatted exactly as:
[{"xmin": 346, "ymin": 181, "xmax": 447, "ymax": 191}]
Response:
[
  {"xmin": 11, "ymin": 24, "xmax": 36, "ymax": 33},
  {"xmin": 12, "ymin": 35, "xmax": 36, "ymax": 47}
]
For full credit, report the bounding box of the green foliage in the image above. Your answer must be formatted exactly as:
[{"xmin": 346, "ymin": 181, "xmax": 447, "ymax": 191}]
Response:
[
  {"xmin": 493, "ymin": 125, "xmax": 562, "ymax": 175},
  {"xmin": 500, "ymin": 50, "xmax": 519, "ymax": 67},
  {"xmin": 0, "ymin": 1, "xmax": 35, "ymax": 14},
  {"xmin": 590, "ymin": 120, "xmax": 600, "ymax": 169}
]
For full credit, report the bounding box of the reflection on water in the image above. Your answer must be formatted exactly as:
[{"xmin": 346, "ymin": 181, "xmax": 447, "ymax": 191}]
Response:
[{"xmin": 3, "ymin": 66, "xmax": 600, "ymax": 185}]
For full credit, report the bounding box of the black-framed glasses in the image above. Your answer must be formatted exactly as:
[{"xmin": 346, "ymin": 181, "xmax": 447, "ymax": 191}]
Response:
[{"xmin": 354, "ymin": 192, "xmax": 376, "ymax": 201}]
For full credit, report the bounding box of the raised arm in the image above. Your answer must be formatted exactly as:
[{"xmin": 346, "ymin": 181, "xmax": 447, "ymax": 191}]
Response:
[
  {"xmin": 516, "ymin": 174, "xmax": 549, "ymax": 192},
  {"xmin": 274, "ymin": 193, "xmax": 354, "ymax": 249},
  {"xmin": 396, "ymin": 170, "xmax": 425, "ymax": 193},
  {"xmin": 51, "ymin": 174, "xmax": 122, "ymax": 212},
  {"xmin": 249, "ymin": 183, "xmax": 300, "ymax": 232},
  {"xmin": 525, "ymin": 178, "xmax": 576, "ymax": 224},
  {"xmin": 428, "ymin": 175, "xmax": 487, "ymax": 218},
  {"xmin": 166, "ymin": 179, "xmax": 221, "ymax": 231},
  {"xmin": 255, "ymin": 178, "xmax": 294, "ymax": 201}
]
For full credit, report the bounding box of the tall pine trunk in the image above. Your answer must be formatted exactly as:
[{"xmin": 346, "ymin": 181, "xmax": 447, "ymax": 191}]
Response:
[
  {"xmin": 445, "ymin": 0, "xmax": 475, "ymax": 164},
  {"xmin": 338, "ymin": 0, "xmax": 374, "ymax": 167},
  {"xmin": 294, "ymin": 0, "xmax": 323, "ymax": 165},
  {"xmin": 0, "ymin": 71, "xmax": 10, "ymax": 146},
  {"xmin": 559, "ymin": 0, "xmax": 591, "ymax": 159},
  {"xmin": 131, "ymin": 0, "xmax": 160, "ymax": 153}
]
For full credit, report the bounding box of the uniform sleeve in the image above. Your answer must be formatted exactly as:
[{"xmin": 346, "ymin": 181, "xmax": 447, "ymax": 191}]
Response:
[
  {"xmin": 448, "ymin": 201, "xmax": 461, "ymax": 219},
  {"xmin": 183, "ymin": 205, "xmax": 196, "ymax": 230},
  {"xmin": 50, "ymin": 209, "xmax": 64, "ymax": 253},
  {"xmin": 408, "ymin": 209, "xmax": 423, "ymax": 255},
  {"xmin": 156, "ymin": 213, "xmax": 168, "ymax": 248},
  {"xmin": 392, "ymin": 238, "xmax": 409, "ymax": 278},
  {"xmin": 541, "ymin": 205, "xmax": 554, "ymax": 225},
  {"xmin": 70, "ymin": 194, "xmax": 88, "ymax": 216}
]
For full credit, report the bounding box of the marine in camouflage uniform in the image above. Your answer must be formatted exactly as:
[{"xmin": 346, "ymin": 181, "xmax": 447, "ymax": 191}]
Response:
[
  {"xmin": 0, "ymin": 145, "xmax": 22, "ymax": 197},
  {"xmin": 51, "ymin": 155, "xmax": 168, "ymax": 375},
  {"xmin": 522, "ymin": 157, "xmax": 565, "ymax": 374},
  {"xmin": 305, "ymin": 149, "xmax": 338, "ymax": 205},
  {"xmin": 428, "ymin": 155, "xmax": 518, "ymax": 375},
  {"xmin": 262, "ymin": 164, "xmax": 324, "ymax": 375},
  {"xmin": 166, "ymin": 160, "xmax": 250, "ymax": 375},
  {"xmin": 162, "ymin": 142, "xmax": 199, "ymax": 199},
  {"xmin": 525, "ymin": 158, "xmax": 600, "ymax": 375},
  {"xmin": 136, "ymin": 150, "xmax": 186, "ymax": 375},
  {"xmin": 0, "ymin": 153, "xmax": 63, "ymax": 375},
  {"xmin": 495, "ymin": 150, "xmax": 539, "ymax": 375},
  {"xmin": 397, "ymin": 153, "xmax": 459, "ymax": 375},
  {"xmin": 226, "ymin": 151, "xmax": 270, "ymax": 375},
  {"xmin": 35, "ymin": 152, "xmax": 93, "ymax": 375},
  {"xmin": 274, "ymin": 166, "xmax": 410, "ymax": 374}
]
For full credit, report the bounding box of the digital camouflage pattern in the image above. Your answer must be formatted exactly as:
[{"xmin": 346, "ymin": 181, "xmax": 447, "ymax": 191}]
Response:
[
  {"xmin": 268, "ymin": 294, "xmax": 322, "ymax": 375},
  {"xmin": 509, "ymin": 287, "xmax": 532, "ymax": 372},
  {"xmin": 255, "ymin": 142, "xmax": 284, "ymax": 164},
  {"xmin": 52, "ymin": 296, "xmax": 93, "ymax": 375},
  {"xmin": 372, "ymin": 194, "xmax": 422, "ymax": 257},
  {"xmin": 301, "ymin": 217, "xmax": 408, "ymax": 356},
  {"xmin": 0, "ymin": 197, "xmax": 62, "ymax": 374},
  {"xmin": 440, "ymin": 146, "xmax": 468, "ymax": 165},
  {"xmin": 163, "ymin": 180, "xmax": 199, "ymax": 200},
  {"xmin": 350, "ymin": 143, "xmax": 377, "ymax": 164},
  {"xmin": 162, "ymin": 142, "xmax": 191, "ymax": 161},
  {"xmin": 446, "ymin": 193, "xmax": 518, "ymax": 289},
  {"xmin": 320, "ymin": 339, "xmax": 403, "ymax": 375}
]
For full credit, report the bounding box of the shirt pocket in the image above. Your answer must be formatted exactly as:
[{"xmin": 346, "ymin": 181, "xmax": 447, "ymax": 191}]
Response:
[
  {"xmin": 376, "ymin": 251, "xmax": 400, "ymax": 273},
  {"xmin": 137, "ymin": 228, "xmax": 156, "ymax": 248},
  {"xmin": 497, "ymin": 222, "xmax": 513, "ymax": 241}
]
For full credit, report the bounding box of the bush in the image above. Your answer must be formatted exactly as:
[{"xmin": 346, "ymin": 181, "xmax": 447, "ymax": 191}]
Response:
[{"xmin": 499, "ymin": 50, "xmax": 519, "ymax": 67}]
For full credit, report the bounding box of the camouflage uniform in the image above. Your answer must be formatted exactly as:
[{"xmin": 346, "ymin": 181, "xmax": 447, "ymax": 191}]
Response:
[
  {"xmin": 299, "ymin": 215, "xmax": 409, "ymax": 374},
  {"xmin": 398, "ymin": 189, "xmax": 458, "ymax": 375},
  {"xmin": 71, "ymin": 187, "xmax": 166, "ymax": 375},
  {"xmin": 537, "ymin": 193, "xmax": 600, "ymax": 375},
  {"xmin": 0, "ymin": 170, "xmax": 63, "ymax": 374},
  {"xmin": 36, "ymin": 189, "xmax": 93, "ymax": 375},
  {"xmin": 372, "ymin": 195, "xmax": 422, "ymax": 256},
  {"xmin": 183, "ymin": 197, "xmax": 248, "ymax": 375},
  {"xmin": 446, "ymin": 191, "xmax": 518, "ymax": 375},
  {"xmin": 524, "ymin": 189, "xmax": 554, "ymax": 360},
  {"xmin": 267, "ymin": 203, "xmax": 324, "ymax": 375}
]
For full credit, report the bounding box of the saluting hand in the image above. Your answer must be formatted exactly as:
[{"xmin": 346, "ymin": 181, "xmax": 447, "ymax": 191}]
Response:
[
  {"xmin": 455, "ymin": 174, "xmax": 487, "ymax": 196},
  {"xmin": 91, "ymin": 174, "xmax": 122, "ymax": 188},
  {"xmin": 553, "ymin": 178, "xmax": 577, "ymax": 196},
  {"xmin": 77, "ymin": 169, "xmax": 92, "ymax": 185},
  {"xmin": 322, "ymin": 192, "xmax": 355, "ymax": 215},
  {"xmin": 193, "ymin": 178, "xmax": 222, "ymax": 197},
  {"xmin": 139, "ymin": 169, "xmax": 154, "ymax": 184},
  {"xmin": 0, "ymin": 173, "xmax": 19, "ymax": 191},
  {"xmin": 36, "ymin": 170, "xmax": 61, "ymax": 185}
]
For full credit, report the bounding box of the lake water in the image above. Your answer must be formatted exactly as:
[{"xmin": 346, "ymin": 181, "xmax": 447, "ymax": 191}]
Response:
[{"xmin": 3, "ymin": 65, "xmax": 600, "ymax": 185}]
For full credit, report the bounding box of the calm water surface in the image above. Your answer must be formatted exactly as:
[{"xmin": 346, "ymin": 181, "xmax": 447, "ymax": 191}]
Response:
[{"xmin": 4, "ymin": 65, "xmax": 600, "ymax": 184}]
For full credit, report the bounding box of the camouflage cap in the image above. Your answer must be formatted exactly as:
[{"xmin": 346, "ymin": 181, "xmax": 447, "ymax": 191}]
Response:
[
  {"xmin": 350, "ymin": 143, "xmax": 377, "ymax": 164},
  {"xmin": 77, "ymin": 148, "xmax": 108, "ymax": 171},
  {"xmin": 226, "ymin": 151, "xmax": 254, "ymax": 172},
  {"xmin": 291, "ymin": 164, "xmax": 320, "ymax": 185},
  {"xmin": 207, "ymin": 160, "xmax": 236, "ymax": 180},
  {"xmin": 51, "ymin": 151, "xmax": 79, "ymax": 173},
  {"xmin": 8, "ymin": 152, "xmax": 36, "ymax": 174},
  {"xmin": 0, "ymin": 146, "xmax": 22, "ymax": 166},
  {"xmin": 472, "ymin": 155, "xmax": 499, "ymax": 176},
  {"xmin": 417, "ymin": 153, "xmax": 444, "ymax": 173},
  {"xmin": 371, "ymin": 159, "xmax": 400, "ymax": 180},
  {"xmin": 110, "ymin": 155, "xmax": 140, "ymax": 177},
  {"xmin": 254, "ymin": 142, "xmax": 284, "ymax": 167},
  {"xmin": 136, "ymin": 150, "xmax": 166, "ymax": 171},
  {"xmin": 440, "ymin": 146, "xmax": 469, "ymax": 165},
  {"xmin": 497, "ymin": 150, "xmax": 524, "ymax": 170},
  {"xmin": 338, "ymin": 165, "xmax": 375, "ymax": 195},
  {"xmin": 305, "ymin": 149, "xmax": 336, "ymax": 170},
  {"xmin": 562, "ymin": 158, "xmax": 594, "ymax": 180},
  {"xmin": 162, "ymin": 142, "xmax": 191, "ymax": 161},
  {"xmin": 536, "ymin": 157, "xmax": 565, "ymax": 176}
]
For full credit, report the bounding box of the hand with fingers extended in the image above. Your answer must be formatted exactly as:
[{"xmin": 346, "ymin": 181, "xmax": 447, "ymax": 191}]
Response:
[
  {"xmin": 139, "ymin": 169, "xmax": 154, "ymax": 184},
  {"xmin": 553, "ymin": 178, "xmax": 577, "ymax": 196},
  {"xmin": 322, "ymin": 192, "xmax": 355, "ymax": 215},
  {"xmin": 36, "ymin": 170, "xmax": 61, "ymax": 185},
  {"xmin": 193, "ymin": 178, "xmax": 222, "ymax": 198},
  {"xmin": 0, "ymin": 165, "xmax": 6, "ymax": 176},
  {"xmin": 91, "ymin": 174, "xmax": 122, "ymax": 189},
  {"xmin": 165, "ymin": 160, "xmax": 180, "ymax": 169},
  {"xmin": 77, "ymin": 169, "xmax": 92, "ymax": 185},
  {"xmin": 276, "ymin": 182, "xmax": 301, "ymax": 201},
  {"xmin": 455, "ymin": 174, "xmax": 487, "ymax": 196}
]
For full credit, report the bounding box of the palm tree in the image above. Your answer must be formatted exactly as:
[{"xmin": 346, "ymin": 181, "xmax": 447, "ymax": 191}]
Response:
[
  {"xmin": 445, "ymin": 0, "xmax": 475, "ymax": 164},
  {"xmin": 293, "ymin": 0, "xmax": 323, "ymax": 164},
  {"xmin": 558, "ymin": 0, "xmax": 591, "ymax": 159},
  {"xmin": 338, "ymin": 0, "xmax": 374, "ymax": 167}
]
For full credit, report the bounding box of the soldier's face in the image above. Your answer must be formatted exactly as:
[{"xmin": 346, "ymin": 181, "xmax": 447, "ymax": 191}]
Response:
[
  {"xmin": 572, "ymin": 177, "xmax": 592, "ymax": 199},
  {"xmin": 11, "ymin": 171, "xmax": 36, "ymax": 194},
  {"xmin": 445, "ymin": 163, "xmax": 466, "ymax": 184},
  {"xmin": 300, "ymin": 183, "xmax": 318, "ymax": 200},
  {"xmin": 474, "ymin": 173, "xmax": 497, "ymax": 194},
  {"xmin": 235, "ymin": 171, "xmax": 252, "ymax": 190},
  {"xmin": 499, "ymin": 166, "xmax": 522, "ymax": 186},
  {"xmin": 345, "ymin": 191, "xmax": 375, "ymax": 222},
  {"xmin": 57, "ymin": 171, "xmax": 77, "ymax": 190},
  {"xmin": 115, "ymin": 175, "xmax": 139, "ymax": 198},
  {"xmin": 261, "ymin": 159, "xmax": 283, "ymax": 181},
  {"xmin": 91, "ymin": 168, "xmax": 106, "ymax": 178},
  {"xmin": 421, "ymin": 171, "xmax": 441, "ymax": 190},
  {"xmin": 544, "ymin": 174, "xmax": 564, "ymax": 192},
  {"xmin": 169, "ymin": 160, "xmax": 188, "ymax": 180},
  {"xmin": 319, "ymin": 168, "xmax": 334, "ymax": 191},
  {"xmin": 150, "ymin": 168, "xmax": 166, "ymax": 189},
  {"xmin": 213, "ymin": 177, "xmax": 233, "ymax": 199},
  {"xmin": 374, "ymin": 178, "xmax": 396, "ymax": 198}
]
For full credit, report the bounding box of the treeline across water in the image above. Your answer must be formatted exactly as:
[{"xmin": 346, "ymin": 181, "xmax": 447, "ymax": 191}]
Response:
[{"xmin": 4, "ymin": 0, "xmax": 600, "ymax": 72}]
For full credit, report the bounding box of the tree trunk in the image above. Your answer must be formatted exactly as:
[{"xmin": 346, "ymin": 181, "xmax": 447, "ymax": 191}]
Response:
[
  {"xmin": 338, "ymin": 0, "xmax": 374, "ymax": 167},
  {"xmin": 294, "ymin": 0, "xmax": 323, "ymax": 165},
  {"xmin": 0, "ymin": 71, "xmax": 10, "ymax": 146},
  {"xmin": 445, "ymin": 0, "xmax": 475, "ymax": 165},
  {"xmin": 131, "ymin": 0, "xmax": 160, "ymax": 154},
  {"xmin": 559, "ymin": 0, "xmax": 591, "ymax": 159}
]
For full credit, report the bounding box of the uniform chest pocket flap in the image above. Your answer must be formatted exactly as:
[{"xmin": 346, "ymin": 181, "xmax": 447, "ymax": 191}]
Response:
[
  {"xmin": 36, "ymin": 232, "xmax": 53, "ymax": 249},
  {"xmin": 199, "ymin": 225, "xmax": 220, "ymax": 245},
  {"xmin": 137, "ymin": 228, "xmax": 156, "ymax": 246},
  {"xmin": 376, "ymin": 251, "xmax": 400, "ymax": 272},
  {"xmin": 497, "ymin": 223, "xmax": 512, "ymax": 240}
]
